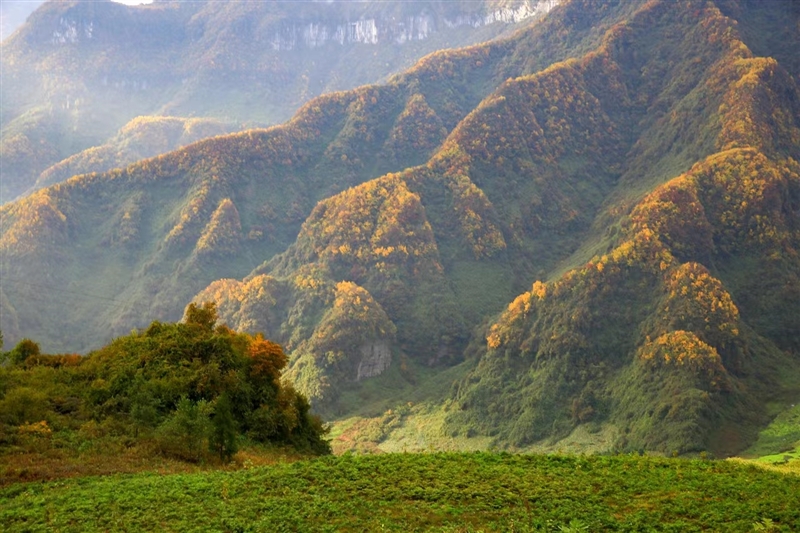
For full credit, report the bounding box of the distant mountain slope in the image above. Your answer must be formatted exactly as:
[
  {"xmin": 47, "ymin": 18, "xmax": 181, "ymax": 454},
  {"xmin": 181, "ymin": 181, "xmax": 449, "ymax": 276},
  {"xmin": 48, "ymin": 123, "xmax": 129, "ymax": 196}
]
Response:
[
  {"xmin": 0, "ymin": 0, "xmax": 44, "ymax": 40},
  {"xmin": 0, "ymin": 0, "xmax": 608, "ymax": 353},
  {"xmin": 0, "ymin": 0, "xmax": 556, "ymax": 203},
  {"xmin": 33, "ymin": 116, "xmax": 239, "ymax": 192},
  {"xmin": 2, "ymin": 0, "xmax": 798, "ymax": 454}
]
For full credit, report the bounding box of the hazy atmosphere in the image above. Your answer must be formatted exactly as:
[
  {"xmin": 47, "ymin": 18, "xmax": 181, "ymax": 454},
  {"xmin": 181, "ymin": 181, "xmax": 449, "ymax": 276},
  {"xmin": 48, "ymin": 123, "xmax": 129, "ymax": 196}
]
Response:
[{"xmin": 1, "ymin": 0, "xmax": 799, "ymax": 530}]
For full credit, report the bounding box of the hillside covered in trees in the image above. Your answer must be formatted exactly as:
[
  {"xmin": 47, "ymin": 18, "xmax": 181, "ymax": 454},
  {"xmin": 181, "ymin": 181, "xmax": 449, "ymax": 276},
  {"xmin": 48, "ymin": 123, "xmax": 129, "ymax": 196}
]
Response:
[
  {"xmin": 1, "ymin": 0, "xmax": 799, "ymax": 456},
  {"xmin": 0, "ymin": 0, "xmax": 554, "ymax": 203}
]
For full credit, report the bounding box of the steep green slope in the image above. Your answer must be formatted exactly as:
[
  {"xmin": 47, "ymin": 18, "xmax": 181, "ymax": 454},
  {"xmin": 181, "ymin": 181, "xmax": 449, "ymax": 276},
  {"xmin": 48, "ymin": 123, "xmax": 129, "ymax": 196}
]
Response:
[
  {"xmin": 0, "ymin": 89, "xmax": 436, "ymax": 352},
  {"xmin": 445, "ymin": 5, "xmax": 800, "ymax": 454},
  {"xmin": 720, "ymin": 0, "xmax": 800, "ymax": 86},
  {"xmin": 744, "ymin": 402, "xmax": 800, "ymax": 465},
  {"xmin": 3, "ymin": 453, "xmax": 800, "ymax": 532},
  {"xmin": 194, "ymin": 0, "xmax": 659, "ymax": 414},
  {"xmin": 199, "ymin": 0, "xmax": 800, "ymax": 424},
  {"xmin": 203, "ymin": 0, "xmax": 800, "ymax": 451},
  {"xmin": 0, "ymin": 0, "xmax": 555, "ymax": 202}
]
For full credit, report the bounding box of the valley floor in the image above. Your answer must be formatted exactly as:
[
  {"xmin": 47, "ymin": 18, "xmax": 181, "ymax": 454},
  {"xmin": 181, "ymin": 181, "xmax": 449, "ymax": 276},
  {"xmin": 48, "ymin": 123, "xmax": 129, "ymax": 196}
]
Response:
[{"xmin": 2, "ymin": 452, "xmax": 799, "ymax": 532}]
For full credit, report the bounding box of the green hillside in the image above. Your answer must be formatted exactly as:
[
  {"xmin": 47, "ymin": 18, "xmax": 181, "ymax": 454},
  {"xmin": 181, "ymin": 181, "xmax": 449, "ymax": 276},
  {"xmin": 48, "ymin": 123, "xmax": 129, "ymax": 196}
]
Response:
[
  {"xmin": 1, "ymin": 0, "xmax": 799, "ymax": 455},
  {"xmin": 32, "ymin": 115, "xmax": 239, "ymax": 192},
  {"xmin": 0, "ymin": 0, "xmax": 611, "ymax": 352},
  {"xmin": 0, "ymin": 55, "xmax": 523, "ymax": 352},
  {"xmin": 198, "ymin": 0, "xmax": 800, "ymax": 453},
  {"xmin": 2, "ymin": 453, "xmax": 800, "ymax": 532},
  {"xmin": 0, "ymin": 0, "xmax": 552, "ymax": 202}
]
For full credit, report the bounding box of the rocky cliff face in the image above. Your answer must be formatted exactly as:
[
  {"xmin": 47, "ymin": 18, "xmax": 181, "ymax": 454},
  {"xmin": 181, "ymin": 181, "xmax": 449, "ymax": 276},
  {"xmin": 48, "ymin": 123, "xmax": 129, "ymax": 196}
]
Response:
[
  {"xmin": 357, "ymin": 341, "xmax": 392, "ymax": 381},
  {"xmin": 38, "ymin": 1, "xmax": 557, "ymax": 50},
  {"xmin": 266, "ymin": 0, "xmax": 558, "ymax": 50}
]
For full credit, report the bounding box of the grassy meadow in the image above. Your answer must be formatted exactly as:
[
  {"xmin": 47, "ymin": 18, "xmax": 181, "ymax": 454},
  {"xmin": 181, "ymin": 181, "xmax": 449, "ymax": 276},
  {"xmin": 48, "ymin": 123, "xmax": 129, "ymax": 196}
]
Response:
[{"xmin": 2, "ymin": 452, "xmax": 800, "ymax": 532}]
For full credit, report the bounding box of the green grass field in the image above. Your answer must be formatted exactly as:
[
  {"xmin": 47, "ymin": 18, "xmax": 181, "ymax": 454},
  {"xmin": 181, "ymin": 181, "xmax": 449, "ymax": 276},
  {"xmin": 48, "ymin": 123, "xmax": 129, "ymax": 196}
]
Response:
[
  {"xmin": 744, "ymin": 403, "xmax": 800, "ymax": 467},
  {"xmin": 2, "ymin": 452, "xmax": 799, "ymax": 532}
]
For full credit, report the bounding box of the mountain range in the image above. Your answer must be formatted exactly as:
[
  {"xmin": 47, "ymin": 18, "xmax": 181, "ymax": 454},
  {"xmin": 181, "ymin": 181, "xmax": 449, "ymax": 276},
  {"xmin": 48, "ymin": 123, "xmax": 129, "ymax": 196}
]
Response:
[
  {"xmin": 0, "ymin": 0, "xmax": 555, "ymax": 203},
  {"xmin": 1, "ymin": 0, "xmax": 799, "ymax": 455}
]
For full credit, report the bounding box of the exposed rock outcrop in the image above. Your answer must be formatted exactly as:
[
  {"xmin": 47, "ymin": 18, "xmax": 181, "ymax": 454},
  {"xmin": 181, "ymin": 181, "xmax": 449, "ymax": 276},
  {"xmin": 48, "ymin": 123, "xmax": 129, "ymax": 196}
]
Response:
[{"xmin": 357, "ymin": 340, "xmax": 392, "ymax": 381}]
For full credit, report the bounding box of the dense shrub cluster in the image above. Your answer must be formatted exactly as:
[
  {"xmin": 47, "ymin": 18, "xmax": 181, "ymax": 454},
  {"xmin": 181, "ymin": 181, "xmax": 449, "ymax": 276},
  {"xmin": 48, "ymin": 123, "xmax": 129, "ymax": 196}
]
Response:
[{"xmin": 0, "ymin": 303, "xmax": 329, "ymax": 466}]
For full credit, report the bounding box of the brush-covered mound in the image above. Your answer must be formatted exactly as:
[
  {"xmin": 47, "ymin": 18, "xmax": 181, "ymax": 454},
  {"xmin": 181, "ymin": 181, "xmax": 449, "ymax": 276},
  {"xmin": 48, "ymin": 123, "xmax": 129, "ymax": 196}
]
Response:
[{"xmin": 0, "ymin": 303, "xmax": 328, "ymax": 486}]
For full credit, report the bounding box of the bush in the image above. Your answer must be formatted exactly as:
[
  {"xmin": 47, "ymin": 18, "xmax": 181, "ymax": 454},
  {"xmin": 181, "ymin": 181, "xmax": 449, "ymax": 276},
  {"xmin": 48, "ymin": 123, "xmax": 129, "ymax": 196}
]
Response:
[
  {"xmin": 155, "ymin": 397, "xmax": 212, "ymax": 462},
  {"xmin": 8, "ymin": 339, "xmax": 40, "ymax": 367},
  {"xmin": 0, "ymin": 386, "xmax": 49, "ymax": 426},
  {"xmin": 209, "ymin": 394, "xmax": 238, "ymax": 461}
]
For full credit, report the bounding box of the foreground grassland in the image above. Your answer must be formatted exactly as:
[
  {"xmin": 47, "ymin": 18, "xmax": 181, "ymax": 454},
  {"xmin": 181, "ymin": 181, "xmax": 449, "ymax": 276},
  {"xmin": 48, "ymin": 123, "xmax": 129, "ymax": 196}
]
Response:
[{"xmin": 2, "ymin": 453, "xmax": 799, "ymax": 532}]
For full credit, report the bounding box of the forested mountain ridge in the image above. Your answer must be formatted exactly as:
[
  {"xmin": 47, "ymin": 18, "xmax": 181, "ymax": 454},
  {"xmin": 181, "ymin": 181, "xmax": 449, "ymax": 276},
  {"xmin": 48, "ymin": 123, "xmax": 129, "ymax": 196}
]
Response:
[
  {"xmin": 0, "ymin": 0, "xmax": 614, "ymax": 353},
  {"xmin": 2, "ymin": 0, "xmax": 799, "ymax": 455},
  {"xmin": 31, "ymin": 116, "xmax": 240, "ymax": 193},
  {"xmin": 446, "ymin": 0, "xmax": 800, "ymax": 454},
  {"xmin": 198, "ymin": 0, "xmax": 800, "ymax": 452},
  {"xmin": 0, "ymin": 0, "xmax": 556, "ymax": 203}
]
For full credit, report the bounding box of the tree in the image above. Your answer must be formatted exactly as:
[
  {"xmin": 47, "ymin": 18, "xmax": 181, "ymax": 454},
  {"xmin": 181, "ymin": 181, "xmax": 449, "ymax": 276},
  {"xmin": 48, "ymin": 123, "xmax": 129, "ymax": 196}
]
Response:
[
  {"xmin": 184, "ymin": 301, "xmax": 218, "ymax": 333},
  {"xmin": 209, "ymin": 393, "xmax": 238, "ymax": 462},
  {"xmin": 8, "ymin": 338, "xmax": 40, "ymax": 366},
  {"xmin": 130, "ymin": 382, "xmax": 160, "ymax": 437},
  {"xmin": 154, "ymin": 397, "xmax": 211, "ymax": 462}
]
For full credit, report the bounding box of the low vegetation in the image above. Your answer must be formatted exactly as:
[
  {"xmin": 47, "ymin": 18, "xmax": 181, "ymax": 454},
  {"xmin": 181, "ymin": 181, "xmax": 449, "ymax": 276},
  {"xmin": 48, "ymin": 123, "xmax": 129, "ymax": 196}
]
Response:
[
  {"xmin": 743, "ymin": 403, "xmax": 800, "ymax": 470},
  {"xmin": 2, "ymin": 452, "xmax": 799, "ymax": 532}
]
